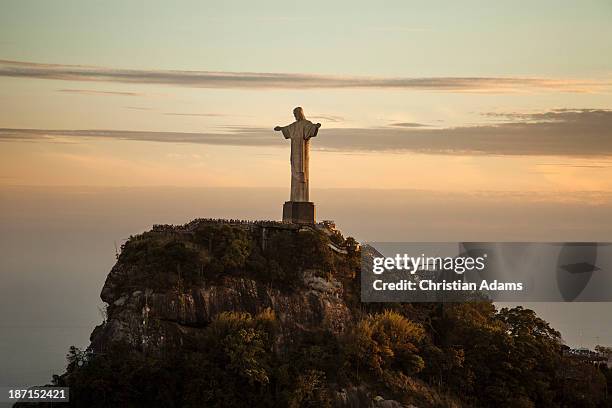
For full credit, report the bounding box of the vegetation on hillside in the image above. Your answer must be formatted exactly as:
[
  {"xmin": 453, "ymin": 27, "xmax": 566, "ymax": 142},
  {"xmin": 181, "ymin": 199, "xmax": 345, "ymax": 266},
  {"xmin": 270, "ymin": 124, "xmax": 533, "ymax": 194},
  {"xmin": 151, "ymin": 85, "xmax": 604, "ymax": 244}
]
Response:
[
  {"xmin": 49, "ymin": 304, "xmax": 612, "ymax": 407},
  {"xmin": 115, "ymin": 222, "xmax": 344, "ymax": 291},
  {"xmin": 21, "ymin": 221, "xmax": 612, "ymax": 407}
]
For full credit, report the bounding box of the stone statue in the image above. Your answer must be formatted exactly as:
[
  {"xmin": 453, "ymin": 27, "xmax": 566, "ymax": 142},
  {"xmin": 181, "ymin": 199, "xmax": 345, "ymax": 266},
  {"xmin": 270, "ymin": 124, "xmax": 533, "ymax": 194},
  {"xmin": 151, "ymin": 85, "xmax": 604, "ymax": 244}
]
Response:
[
  {"xmin": 274, "ymin": 107, "xmax": 321, "ymax": 223},
  {"xmin": 274, "ymin": 107, "xmax": 321, "ymax": 202}
]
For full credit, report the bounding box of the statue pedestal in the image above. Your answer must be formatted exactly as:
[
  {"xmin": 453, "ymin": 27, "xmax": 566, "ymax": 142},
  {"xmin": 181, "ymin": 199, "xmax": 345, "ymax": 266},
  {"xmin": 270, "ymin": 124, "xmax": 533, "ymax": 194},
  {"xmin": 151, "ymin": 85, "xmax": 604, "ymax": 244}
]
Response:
[{"xmin": 282, "ymin": 201, "xmax": 315, "ymax": 224}]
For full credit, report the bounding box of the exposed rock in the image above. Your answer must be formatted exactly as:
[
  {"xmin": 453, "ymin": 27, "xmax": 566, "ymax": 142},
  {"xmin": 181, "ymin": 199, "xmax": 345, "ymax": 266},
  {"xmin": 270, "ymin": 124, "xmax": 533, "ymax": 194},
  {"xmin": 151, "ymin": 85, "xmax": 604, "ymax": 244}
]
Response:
[{"xmin": 91, "ymin": 220, "xmax": 357, "ymax": 354}]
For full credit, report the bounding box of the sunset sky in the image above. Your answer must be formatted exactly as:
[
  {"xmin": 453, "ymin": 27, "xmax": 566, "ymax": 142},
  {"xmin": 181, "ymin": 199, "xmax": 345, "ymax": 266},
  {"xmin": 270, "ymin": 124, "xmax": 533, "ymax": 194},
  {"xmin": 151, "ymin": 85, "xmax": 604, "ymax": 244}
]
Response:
[
  {"xmin": 1, "ymin": 0, "xmax": 612, "ymax": 194},
  {"xmin": 2, "ymin": 1, "xmax": 612, "ymax": 388}
]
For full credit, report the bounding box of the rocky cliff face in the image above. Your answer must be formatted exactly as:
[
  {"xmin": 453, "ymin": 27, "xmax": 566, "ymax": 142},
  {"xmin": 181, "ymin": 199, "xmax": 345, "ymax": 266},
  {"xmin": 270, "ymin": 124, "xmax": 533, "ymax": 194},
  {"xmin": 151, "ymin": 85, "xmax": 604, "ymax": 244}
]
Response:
[
  {"xmin": 95, "ymin": 259, "xmax": 353, "ymax": 354},
  {"xmin": 93, "ymin": 220, "xmax": 355, "ymax": 353}
]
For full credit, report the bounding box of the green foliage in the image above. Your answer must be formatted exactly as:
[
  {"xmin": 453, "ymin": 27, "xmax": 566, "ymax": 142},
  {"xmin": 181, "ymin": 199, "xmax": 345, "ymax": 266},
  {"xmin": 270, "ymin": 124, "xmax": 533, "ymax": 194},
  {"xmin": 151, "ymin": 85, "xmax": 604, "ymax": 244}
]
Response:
[
  {"xmin": 54, "ymin": 308, "xmax": 346, "ymax": 408},
  {"xmin": 343, "ymin": 310, "xmax": 425, "ymax": 386},
  {"xmin": 116, "ymin": 222, "xmax": 348, "ymax": 292},
  {"xmin": 55, "ymin": 342, "xmax": 182, "ymax": 407},
  {"xmin": 189, "ymin": 311, "xmax": 276, "ymax": 405},
  {"xmin": 286, "ymin": 369, "xmax": 332, "ymax": 408},
  {"xmin": 414, "ymin": 303, "xmax": 608, "ymax": 407},
  {"xmin": 256, "ymin": 229, "xmax": 335, "ymax": 286},
  {"xmin": 556, "ymin": 354, "xmax": 607, "ymax": 408},
  {"xmin": 274, "ymin": 330, "xmax": 340, "ymax": 407},
  {"xmin": 118, "ymin": 233, "xmax": 201, "ymax": 288},
  {"xmin": 194, "ymin": 224, "xmax": 252, "ymax": 272}
]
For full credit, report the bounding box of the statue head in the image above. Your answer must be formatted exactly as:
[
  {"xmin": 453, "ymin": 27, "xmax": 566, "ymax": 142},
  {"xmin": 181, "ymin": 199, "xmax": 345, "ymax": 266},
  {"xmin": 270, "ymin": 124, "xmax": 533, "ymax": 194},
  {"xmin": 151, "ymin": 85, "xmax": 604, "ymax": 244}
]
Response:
[{"xmin": 293, "ymin": 107, "xmax": 306, "ymax": 121}]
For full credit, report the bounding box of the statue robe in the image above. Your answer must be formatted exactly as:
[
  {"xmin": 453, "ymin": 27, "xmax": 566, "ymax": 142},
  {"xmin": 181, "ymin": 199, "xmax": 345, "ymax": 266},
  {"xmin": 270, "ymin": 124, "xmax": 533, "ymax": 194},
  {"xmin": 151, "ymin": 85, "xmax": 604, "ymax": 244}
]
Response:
[{"xmin": 281, "ymin": 119, "xmax": 319, "ymax": 202}]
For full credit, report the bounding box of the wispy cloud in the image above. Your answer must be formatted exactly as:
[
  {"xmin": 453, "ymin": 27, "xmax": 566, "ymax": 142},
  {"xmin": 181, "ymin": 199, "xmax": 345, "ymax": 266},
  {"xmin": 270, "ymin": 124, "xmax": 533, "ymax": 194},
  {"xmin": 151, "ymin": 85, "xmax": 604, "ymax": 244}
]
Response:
[
  {"xmin": 0, "ymin": 128, "xmax": 280, "ymax": 147},
  {"xmin": 388, "ymin": 122, "xmax": 430, "ymax": 128},
  {"xmin": 536, "ymin": 162, "xmax": 612, "ymax": 169},
  {"xmin": 125, "ymin": 106, "xmax": 153, "ymax": 111},
  {"xmin": 57, "ymin": 88, "xmax": 143, "ymax": 97},
  {"xmin": 310, "ymin": 114, "xmax": 344, "ymax": 123},
  {"xmin": 1, "ymin": 109, "xmax": 611, "ymax": 157},
  {"xmin": 1, "ymin": 59, "xmax": 609, "ymax": 93},
  {"xmin": 483, "ymin": 108, "xmax": 612, "ymax": 124}
]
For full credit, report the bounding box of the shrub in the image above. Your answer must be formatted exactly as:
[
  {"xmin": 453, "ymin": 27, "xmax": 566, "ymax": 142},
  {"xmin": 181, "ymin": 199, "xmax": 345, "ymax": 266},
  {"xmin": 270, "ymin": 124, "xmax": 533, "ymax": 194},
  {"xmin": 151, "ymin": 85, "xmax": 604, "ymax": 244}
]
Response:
[{"xmin": 344, "ymin": 310, "xmax": 425, "ymax": 383}]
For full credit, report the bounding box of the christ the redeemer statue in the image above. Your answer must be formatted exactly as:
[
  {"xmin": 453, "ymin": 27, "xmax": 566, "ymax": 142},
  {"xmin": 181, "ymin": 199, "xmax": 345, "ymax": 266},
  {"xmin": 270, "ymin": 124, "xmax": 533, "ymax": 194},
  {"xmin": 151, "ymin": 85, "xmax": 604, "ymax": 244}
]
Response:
[{"xmin": 274, "ymin": 107, "xmax": 321, "ymax": 223}]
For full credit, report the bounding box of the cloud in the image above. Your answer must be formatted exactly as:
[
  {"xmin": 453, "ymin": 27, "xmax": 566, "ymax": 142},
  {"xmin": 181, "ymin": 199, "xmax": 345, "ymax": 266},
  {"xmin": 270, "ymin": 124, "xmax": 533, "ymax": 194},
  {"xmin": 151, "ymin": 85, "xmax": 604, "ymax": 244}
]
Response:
[
  {"xmin": 125, "ymin": 106, "xmax": 153, "ymax": 111},
  {"xmin": 1, "ymin": 109, "xmax": 611, "ymax": 157},
  {"xmin": 388, "ymin": 122, "xmax": 430, "ymax": 128},
  {"xmin": 536, "ymin": 162, "xmax": 612, "ymax": 169},
  {"xmin": 0, "ymin": 127, "xmax": 281, "ymax": 147},
  {"xmin": 57, "ymin": 89, "xmax": 143, "ymax": 97},
  {"xmin": 1, "ymin": 59, "xmax": 609, "ymax": 93},
  {"xmin": 483, "ymin": 108, "xmax": 612, "ymax": 124},
  {"xmin": 310, "ymin": 114, "xmax": 344, "ymax": 123}
]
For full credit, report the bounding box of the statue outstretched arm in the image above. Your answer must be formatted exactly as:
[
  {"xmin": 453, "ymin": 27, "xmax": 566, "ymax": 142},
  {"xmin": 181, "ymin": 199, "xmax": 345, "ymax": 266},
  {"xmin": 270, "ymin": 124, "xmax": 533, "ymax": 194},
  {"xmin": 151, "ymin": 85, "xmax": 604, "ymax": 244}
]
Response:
[
  {"xmin": 304, "ymin": 122, "xmax": 321, "ymax": 140},
  {"xmin": 276, "ymin": 123, "xmax": 295, "ymax": 139}
]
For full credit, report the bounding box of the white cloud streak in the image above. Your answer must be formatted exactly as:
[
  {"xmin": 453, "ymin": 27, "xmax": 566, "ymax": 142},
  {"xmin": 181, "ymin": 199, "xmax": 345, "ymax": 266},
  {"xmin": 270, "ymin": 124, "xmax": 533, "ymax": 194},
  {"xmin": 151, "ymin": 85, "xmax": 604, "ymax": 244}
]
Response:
[
  {"xmin": 1, "ymin": 60, "xmax": 609, "ymax": 93},
  {"xmin": 2, "ymin": 109, "xmax": 611, "ymax": 157}
]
